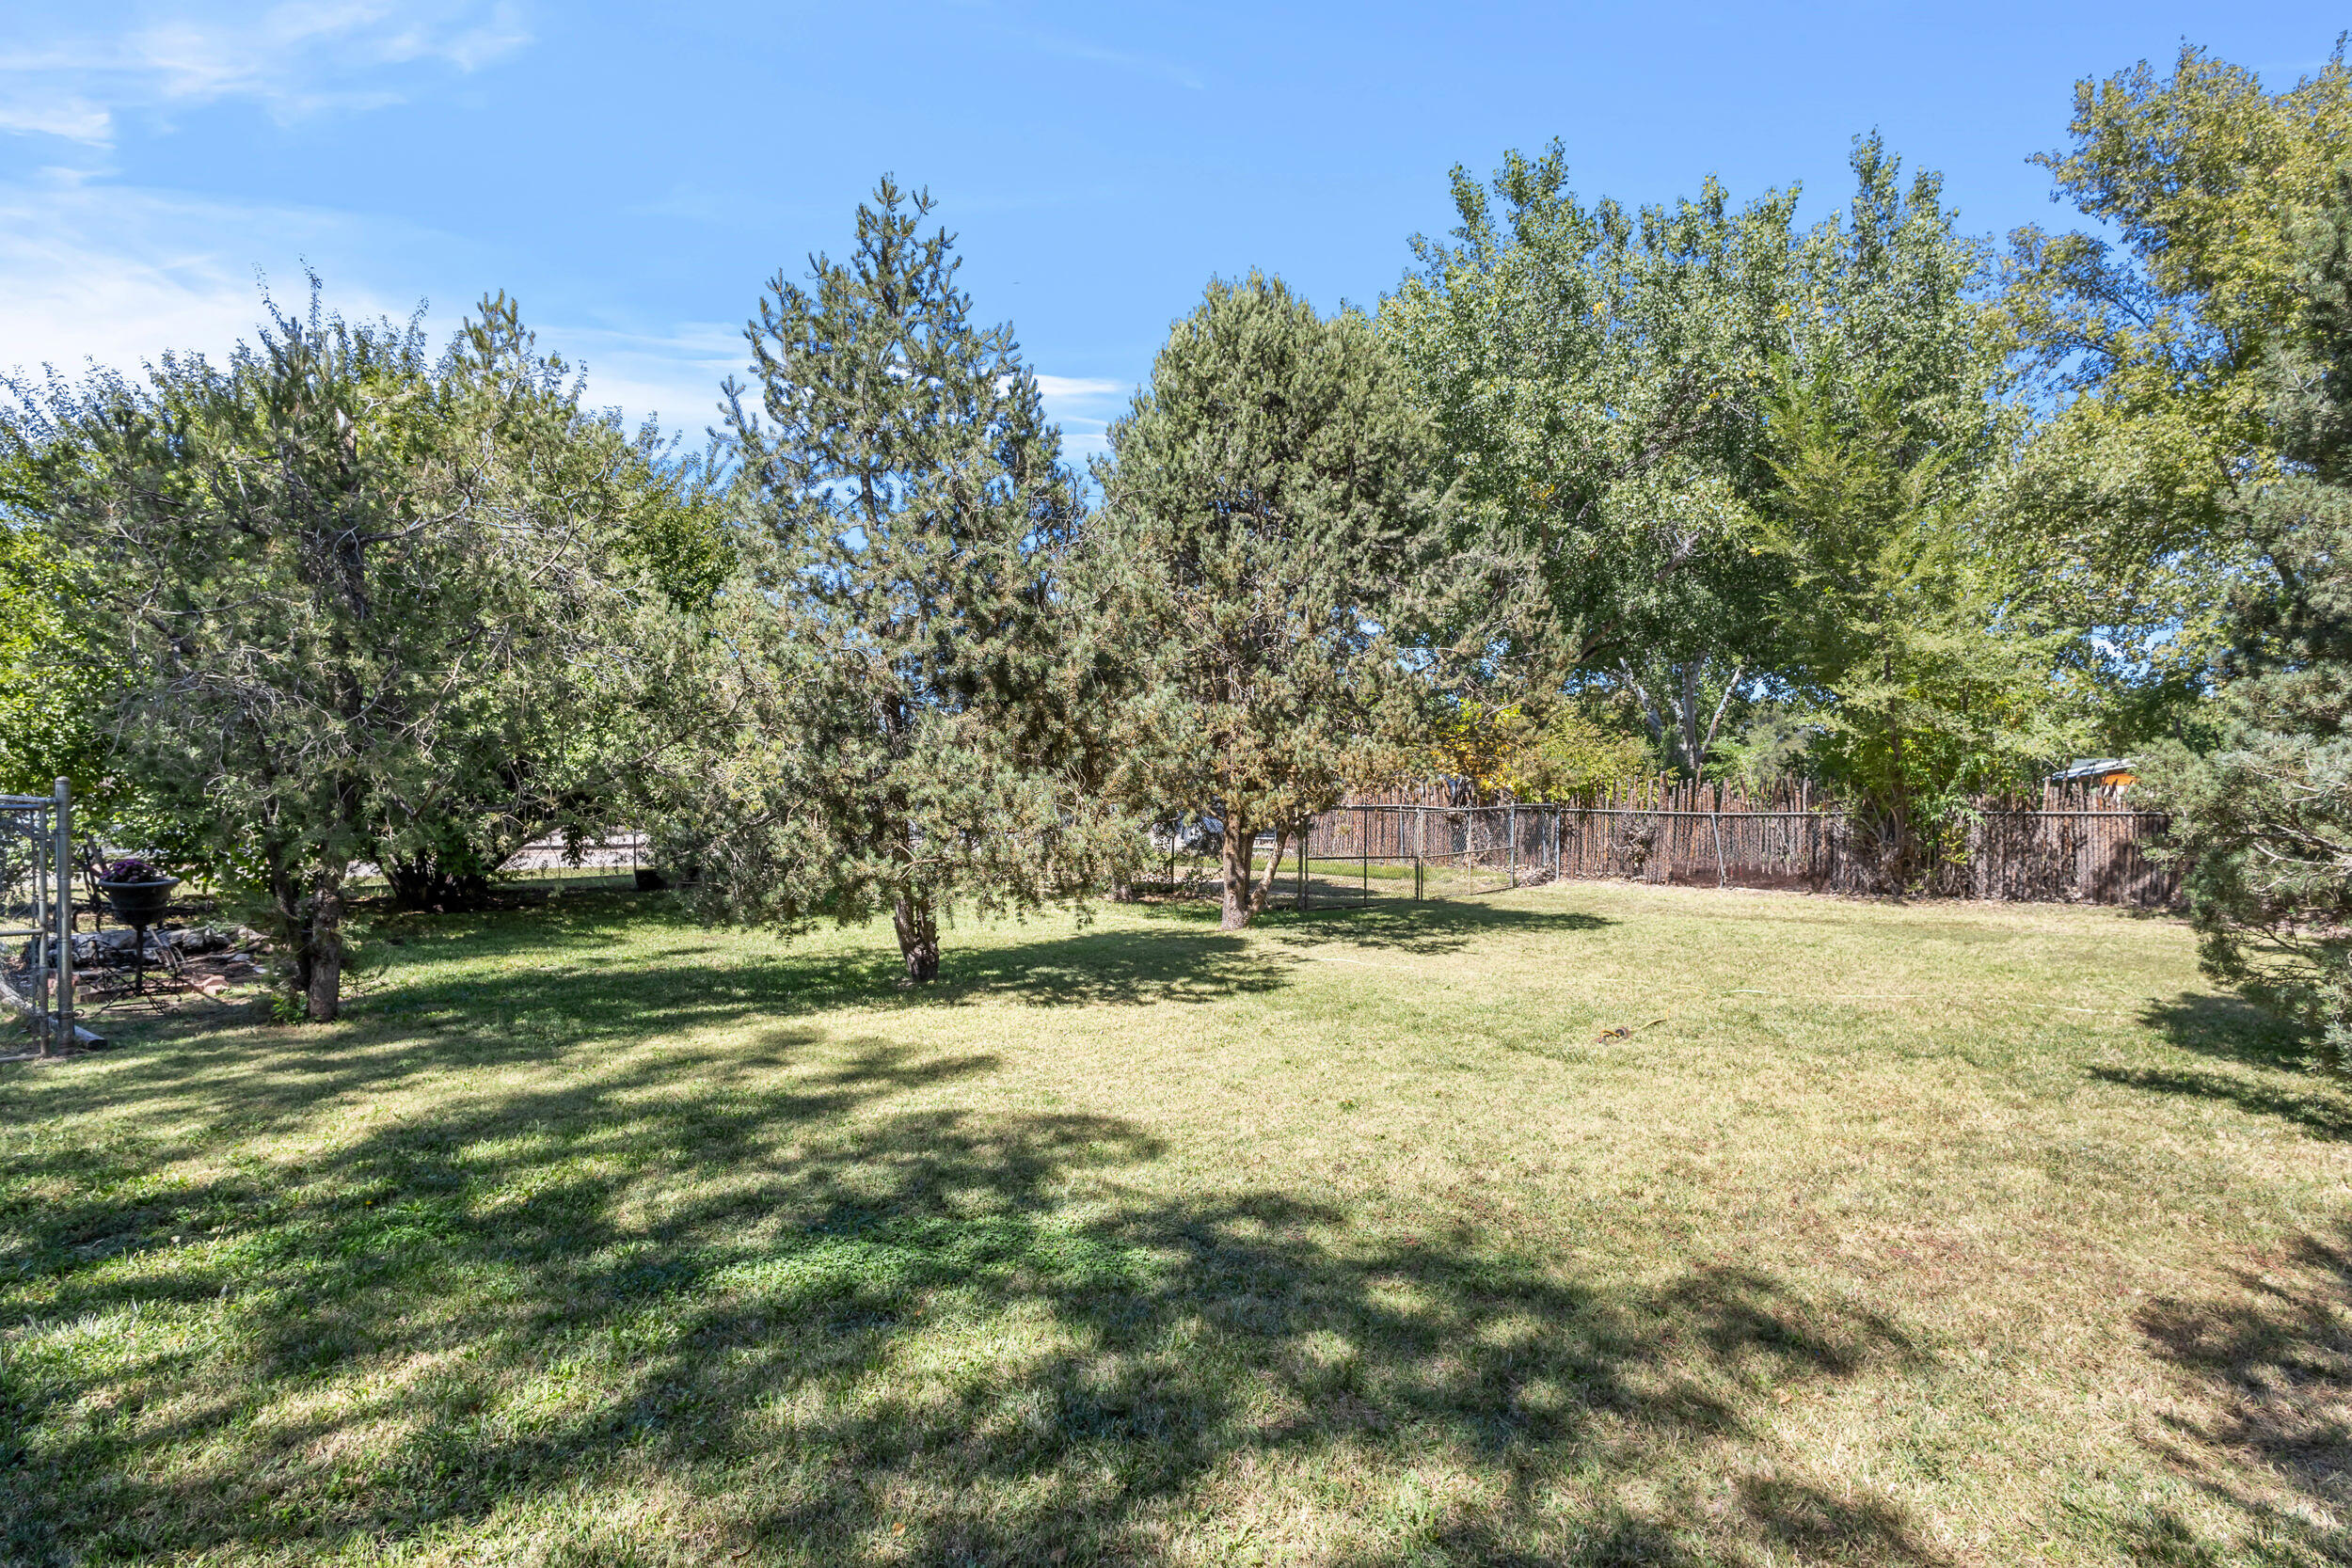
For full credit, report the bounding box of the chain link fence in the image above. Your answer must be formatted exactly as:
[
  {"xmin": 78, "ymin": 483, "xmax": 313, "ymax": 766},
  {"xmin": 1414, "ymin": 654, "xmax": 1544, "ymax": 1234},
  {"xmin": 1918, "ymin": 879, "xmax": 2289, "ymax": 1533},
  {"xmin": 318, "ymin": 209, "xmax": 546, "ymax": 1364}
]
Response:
[
  {"xmin": 1136, "ymin": 784, "xmax": 2175, "ymax": 912},
  {"xmin": 0, "ymin": 782, "xmax": 82, "ymax": 1052}
]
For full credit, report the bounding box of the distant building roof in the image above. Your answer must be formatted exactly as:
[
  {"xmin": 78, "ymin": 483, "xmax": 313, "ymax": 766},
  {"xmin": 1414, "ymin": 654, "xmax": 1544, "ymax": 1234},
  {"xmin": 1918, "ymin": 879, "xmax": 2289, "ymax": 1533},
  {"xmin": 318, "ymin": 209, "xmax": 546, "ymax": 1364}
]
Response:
[{"xmin": 2049, "ymin": 757, "xmax": 2135, "ymax": 782}]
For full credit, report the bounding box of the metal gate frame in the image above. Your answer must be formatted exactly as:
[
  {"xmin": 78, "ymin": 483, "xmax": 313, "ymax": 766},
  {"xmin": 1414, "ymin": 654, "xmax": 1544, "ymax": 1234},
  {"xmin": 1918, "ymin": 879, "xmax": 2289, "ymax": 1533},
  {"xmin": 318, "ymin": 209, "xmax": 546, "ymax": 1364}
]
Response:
[{"xmin": 0, "ymin": 780, "xmax": 79, "ymax": 1053}]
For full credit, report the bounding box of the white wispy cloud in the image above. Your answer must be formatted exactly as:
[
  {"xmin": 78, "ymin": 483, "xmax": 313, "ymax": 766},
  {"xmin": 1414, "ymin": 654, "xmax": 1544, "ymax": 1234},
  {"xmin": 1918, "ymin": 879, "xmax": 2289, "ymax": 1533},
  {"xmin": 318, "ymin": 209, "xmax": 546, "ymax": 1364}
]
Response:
[
  {"xmin": 933, "ymin": 1, "xmax": 1202, "ymax": 92},
  {"xmin": 0, "ymin": 91, "xmax": 112, "ymax": 144},
  {"xmin": 1032, "ymin": 373, "xmax": 1128, "ymax": 458},
  {"xmin": 0, "ymin": 2, "xmax": 532, "ymax": 147},
  {"xmin": 0, "ymin": 174, "xmax": 1116, "ymax": 462},
  {"xmin": 1034, "ymin": 375, "xmax": 1125, "ymax": 401},
  {"xmin": 552, "ymin": 321, "xmax": 746, "ymax": 438},
  {"xmin": 1020, "ymin": 29, "xmax": 1202, "ymax": 92},
  {"xmin": 0, "ymin": 178, "xmax": 732, "ymax": 437},
  {"xmin": 0, "ymin": 180, "xmax": 412, "ymax": 383}
]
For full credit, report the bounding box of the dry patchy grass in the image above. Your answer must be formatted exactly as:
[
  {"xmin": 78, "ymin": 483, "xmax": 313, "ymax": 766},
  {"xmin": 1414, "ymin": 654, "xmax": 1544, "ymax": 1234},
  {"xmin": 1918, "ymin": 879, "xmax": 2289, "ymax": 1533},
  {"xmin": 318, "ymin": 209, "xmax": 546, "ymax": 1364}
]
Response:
[{"xmin": 3, "ymin": 882, "xmax": 2349, "ymax": 1565}]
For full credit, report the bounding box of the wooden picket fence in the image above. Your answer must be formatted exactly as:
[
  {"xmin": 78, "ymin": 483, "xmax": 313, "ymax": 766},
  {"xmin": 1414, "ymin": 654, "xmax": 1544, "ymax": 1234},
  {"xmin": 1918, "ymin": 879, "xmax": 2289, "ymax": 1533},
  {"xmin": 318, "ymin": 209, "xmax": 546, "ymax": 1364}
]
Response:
[{"xmin": 1311, "ymin": 780, "xmax": 2176, "ymax": 907}]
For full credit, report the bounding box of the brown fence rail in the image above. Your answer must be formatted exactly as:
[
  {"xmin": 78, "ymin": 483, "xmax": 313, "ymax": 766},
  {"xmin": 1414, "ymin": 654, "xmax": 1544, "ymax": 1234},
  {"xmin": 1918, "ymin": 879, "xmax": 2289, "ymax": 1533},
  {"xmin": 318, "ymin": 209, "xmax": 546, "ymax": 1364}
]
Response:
[{"xmin": 1296, "ymin": 781, "xmax": 2176, "ymax": 908}]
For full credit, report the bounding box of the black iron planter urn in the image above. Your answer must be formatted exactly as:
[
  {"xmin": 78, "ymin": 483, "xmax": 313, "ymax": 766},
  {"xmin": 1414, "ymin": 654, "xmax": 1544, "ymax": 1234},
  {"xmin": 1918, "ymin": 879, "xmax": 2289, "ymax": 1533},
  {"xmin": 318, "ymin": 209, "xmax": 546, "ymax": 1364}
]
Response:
[
  {"xmin": 97, "ymin": 877, "xmax": 178, "ymax": 926},
  {"xmin": 96, "ymin": 876, "xmax": 179, "ymax": 993}
]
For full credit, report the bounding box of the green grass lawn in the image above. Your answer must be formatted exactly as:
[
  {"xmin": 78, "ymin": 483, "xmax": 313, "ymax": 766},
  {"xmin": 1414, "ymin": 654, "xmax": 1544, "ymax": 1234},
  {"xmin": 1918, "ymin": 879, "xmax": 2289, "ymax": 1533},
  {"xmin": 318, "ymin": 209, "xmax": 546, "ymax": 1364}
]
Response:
[{"xmin": 4, "ymin": 882, "xmax": 2348, "ymax": 1566}]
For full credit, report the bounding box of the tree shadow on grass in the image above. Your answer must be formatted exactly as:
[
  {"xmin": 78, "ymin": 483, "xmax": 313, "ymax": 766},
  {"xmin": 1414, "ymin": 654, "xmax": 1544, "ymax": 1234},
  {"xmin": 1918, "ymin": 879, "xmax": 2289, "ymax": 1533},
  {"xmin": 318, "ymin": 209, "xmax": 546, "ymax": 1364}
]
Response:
[
  {"xmin": 2129, "ymin": 1225, "xmax": 2352, "ymax": 1565},
  {"xmin": 934, "ymin": 925, "xmax": 1292, "ymax": 1007},
  {"xmin": 1246, "ymin": 897, "xmax": 1615, "ymax": 958},
  {"xmin": 51, "ymin": 908, "xmax": 1311, "ymax": 1142},
  {"xmin": 2140, "ymin": 992, "xmax": 2313, "ymax": 1073},
  {"xmin": 2094, "ymin": 994, "xmax": 2352, "ymax": 1140},
  {"xmin": 3, "ymin": 1011, "xmax": 1944, "ymax": 1567}
]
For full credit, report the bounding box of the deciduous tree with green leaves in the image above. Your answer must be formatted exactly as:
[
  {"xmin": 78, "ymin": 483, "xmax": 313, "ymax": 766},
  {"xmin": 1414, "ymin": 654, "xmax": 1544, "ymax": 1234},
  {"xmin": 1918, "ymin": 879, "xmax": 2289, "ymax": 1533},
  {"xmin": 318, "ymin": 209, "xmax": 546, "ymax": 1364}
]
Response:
[
  {"xmin": 1381, "ymin": 136, "xmax": 2005, "ymax": 781},
  {"xmin": 1382, "ymin": 144, "xmax": 1793, "ymax": 730},
  {"xmin": 1761, "ymin": 370, "xmax": 2084, "ymax": 878},
  {"xmin": 1997, "ymin": 42, "xmax": 2352, "ymax": 725}
]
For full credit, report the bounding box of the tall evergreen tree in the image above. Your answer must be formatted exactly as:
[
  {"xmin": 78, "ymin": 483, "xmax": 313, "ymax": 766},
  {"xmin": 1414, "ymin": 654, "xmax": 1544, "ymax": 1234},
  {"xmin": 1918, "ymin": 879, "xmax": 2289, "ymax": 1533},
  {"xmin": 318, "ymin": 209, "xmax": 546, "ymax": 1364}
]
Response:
[
  {"xmin": 2142, "ymin": 173, "xmax": 2352, "ymax": 1059},
  {"xmin": 678, "ymin": 179, "xmax": 1091, "ymax": 982},
  {"xmin": 1091, "ymin": 273, "xmax": 1443, "ymax": 930}
]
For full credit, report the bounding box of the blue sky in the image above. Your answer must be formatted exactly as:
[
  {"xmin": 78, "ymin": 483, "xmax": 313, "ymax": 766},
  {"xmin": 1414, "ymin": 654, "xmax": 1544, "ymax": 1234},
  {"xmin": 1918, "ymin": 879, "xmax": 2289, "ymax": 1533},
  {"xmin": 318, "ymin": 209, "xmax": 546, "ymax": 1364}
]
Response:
[{"xmin": 0, "ymin": 3, "xmax": 2343, "ymax": 462}]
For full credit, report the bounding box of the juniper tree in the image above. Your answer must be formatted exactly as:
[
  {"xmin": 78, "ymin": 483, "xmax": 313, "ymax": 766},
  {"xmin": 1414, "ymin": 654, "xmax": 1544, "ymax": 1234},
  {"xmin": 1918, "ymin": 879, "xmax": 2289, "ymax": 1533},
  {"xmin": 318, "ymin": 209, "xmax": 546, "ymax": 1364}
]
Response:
[
  {"xmin": 1091, "ymin": 273, "xmax": 1443, "ymax": 930},
  {"xmin": 364, "ymin": 300, "xmax": 735, "ymax": 913},
  {"xmin": 8, "ymin": 290, "xmax": 681, "ymax": 1020},
  {"xmin": 682, "ymin": 179, "xmax": 1095, "ymax": 982}
]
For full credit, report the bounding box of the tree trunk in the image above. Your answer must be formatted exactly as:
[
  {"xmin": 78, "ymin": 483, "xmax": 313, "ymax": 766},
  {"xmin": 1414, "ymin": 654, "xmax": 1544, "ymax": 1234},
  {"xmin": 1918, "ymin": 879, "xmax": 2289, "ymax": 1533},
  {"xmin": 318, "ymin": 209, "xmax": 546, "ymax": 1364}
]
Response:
[
  {"xmin": 1252, "ymin": 825, "xmax": 1293, "ymax": 916},
  {"xmin": 1219, "ymin": 811, "xmax": 1255, "ymax": 930},
  {"xmin": 302, "ymin": 883, "xmax": 346, "ymax": 1022},
  {"xmin": 1883, "ymin": 650, "xmax": 1911, "ymax": 890},
  {"xmin": 262, "ymin": 848, "xmax": 320, "ymax": 1015},
  {"xmin": 1679, "ymin": 661, "xmax": 1703, "ymax": 776},
  {"xmin": 893, "ymin": 891, "xmax": 940, "ymax": 982}
]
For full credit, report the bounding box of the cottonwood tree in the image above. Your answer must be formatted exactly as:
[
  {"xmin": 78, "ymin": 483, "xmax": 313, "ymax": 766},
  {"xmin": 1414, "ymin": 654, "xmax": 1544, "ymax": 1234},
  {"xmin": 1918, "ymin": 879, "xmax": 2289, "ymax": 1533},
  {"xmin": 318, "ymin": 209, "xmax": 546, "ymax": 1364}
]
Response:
[
  {"xmin": 676, "ymin": 178, "xmax": 1097, "ymax": 982},
  {"xmin": 9, "ymin": 291, "xmax": 681, "ymax": 1020},
  {"xmin": 1090, "ymin": 273, "xmax": 1444, "ymax": 929},
  {"xmin": 1379, "ymin": 143, "xmax": 1797, "ymax": 759},
  {"xmin": 1752, "ymin": 140, "xmax": 2076, "ymax": 859},
  {"xmin": 1760, "ymin": 371, "xmax": 2083, "ymax": 876},
  {"xmin": 1998, "ymin": 43, "xmax": 2352, "ymax": 732},
  {"xmin": 1383, "ymin": 137, "xmax": 2016, "ymax": 782}
]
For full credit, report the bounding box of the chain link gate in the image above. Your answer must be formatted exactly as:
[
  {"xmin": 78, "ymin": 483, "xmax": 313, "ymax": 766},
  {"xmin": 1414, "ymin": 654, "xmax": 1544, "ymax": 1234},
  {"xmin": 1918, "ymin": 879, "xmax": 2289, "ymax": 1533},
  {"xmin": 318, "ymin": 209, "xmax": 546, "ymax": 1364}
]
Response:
[{"xmin": 0, "ymin": 780, "xmax": 81, "ymax": 1053}]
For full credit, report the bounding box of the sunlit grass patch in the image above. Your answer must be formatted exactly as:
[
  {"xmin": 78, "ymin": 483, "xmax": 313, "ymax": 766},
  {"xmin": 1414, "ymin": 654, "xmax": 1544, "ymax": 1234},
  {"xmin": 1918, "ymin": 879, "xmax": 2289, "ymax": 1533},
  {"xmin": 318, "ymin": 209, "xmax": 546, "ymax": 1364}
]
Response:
[{"xmin": 1, "ymin": 882, "xmax": 2346, "ymax": 1564}]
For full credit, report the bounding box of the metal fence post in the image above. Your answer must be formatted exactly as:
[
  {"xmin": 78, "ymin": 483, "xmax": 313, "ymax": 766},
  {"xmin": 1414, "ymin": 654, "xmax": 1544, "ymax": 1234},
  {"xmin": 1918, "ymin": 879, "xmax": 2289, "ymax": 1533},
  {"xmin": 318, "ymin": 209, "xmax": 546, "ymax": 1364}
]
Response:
[
  {"xmin": 53, "ymin": 778, "xmax": 72, "ymax": 1051},
  {"xmin": 31, "ymin": 794, "xmax": 50, "ymax": 1055}
]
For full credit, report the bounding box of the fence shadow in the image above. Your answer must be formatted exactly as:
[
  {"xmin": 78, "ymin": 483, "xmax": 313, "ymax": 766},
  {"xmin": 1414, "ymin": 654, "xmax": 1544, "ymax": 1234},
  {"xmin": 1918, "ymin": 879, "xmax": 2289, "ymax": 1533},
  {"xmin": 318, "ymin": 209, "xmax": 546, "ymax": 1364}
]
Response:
[
  {"xmin": 5, "ymin": 1006, "xmax": 1940, "ymax": 1565},
  {"xmin": 2132, "ymin": 1226, "xmax": 2352, "ymax": 1563}
]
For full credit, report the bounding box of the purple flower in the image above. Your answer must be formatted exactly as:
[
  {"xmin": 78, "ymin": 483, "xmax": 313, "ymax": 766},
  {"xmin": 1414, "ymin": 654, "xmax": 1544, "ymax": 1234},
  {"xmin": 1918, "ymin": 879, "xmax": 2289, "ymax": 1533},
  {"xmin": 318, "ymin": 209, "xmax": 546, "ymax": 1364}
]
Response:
[{"xmin": 100, "ymin": 857, "xmax": 164, "ymax": 882}]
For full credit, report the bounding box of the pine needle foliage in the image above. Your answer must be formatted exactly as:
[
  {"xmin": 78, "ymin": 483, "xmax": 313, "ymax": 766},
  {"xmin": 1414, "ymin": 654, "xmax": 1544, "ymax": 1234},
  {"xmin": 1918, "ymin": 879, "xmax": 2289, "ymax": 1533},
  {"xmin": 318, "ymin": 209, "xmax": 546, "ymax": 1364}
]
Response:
[
  {"xmin": 684, "ymin": 179, "xmax": 1094, "ymax": 982},
  {"xmin": 8, "ymin": 290, "xmax": 680, "ymax": 1020},
  {"xmin": 1090, "ymin": 273, "xmax": 1443, "ymax": 929},
  {"xmin": 2143, "ymin": 174, "xmax": 2352, "ymax": 1062}
]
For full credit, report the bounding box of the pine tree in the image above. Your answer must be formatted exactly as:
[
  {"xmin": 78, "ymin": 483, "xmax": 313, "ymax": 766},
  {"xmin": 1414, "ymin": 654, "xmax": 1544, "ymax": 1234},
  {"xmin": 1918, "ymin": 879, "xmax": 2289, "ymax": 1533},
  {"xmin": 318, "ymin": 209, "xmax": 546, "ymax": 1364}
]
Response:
[
  {"xmin": 1091, "ymin": 273, "xmax": 1443, "ymax": 930},
  {"xmin": 2143, "ymin": 173, "xmax": 2352, "ymax": 1056},
  {"xmin": 680, "ymin": 179, "xmax": 1090, "ymax": 982}
]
